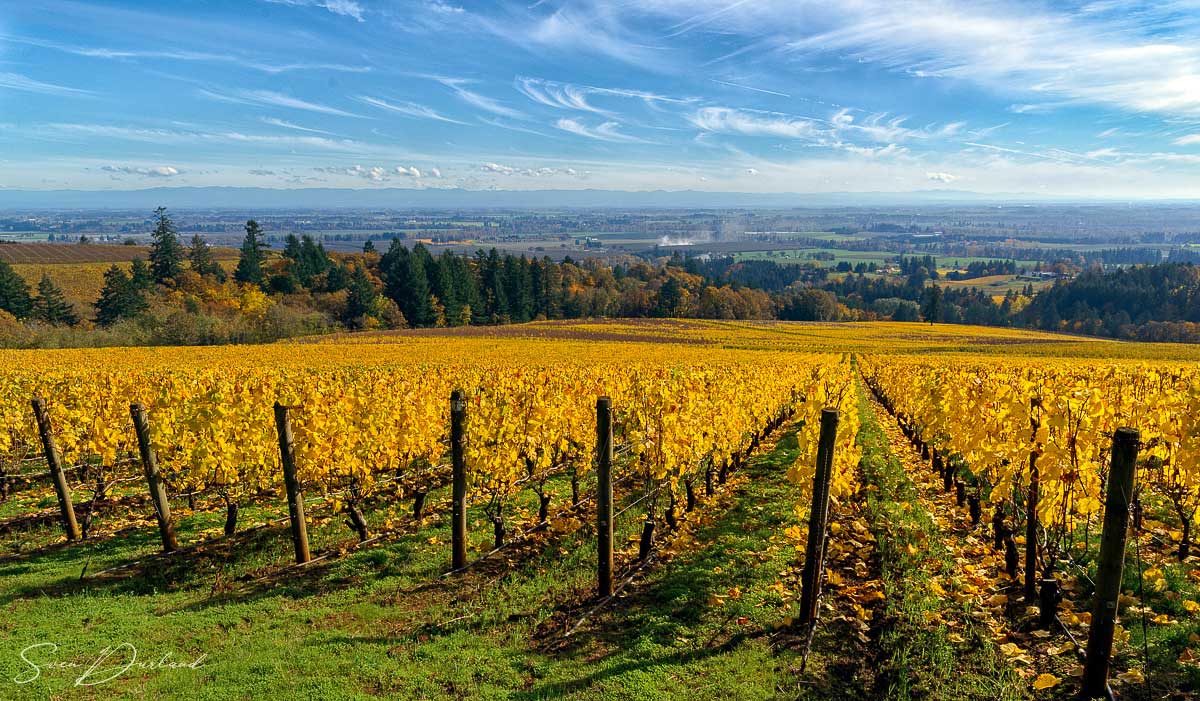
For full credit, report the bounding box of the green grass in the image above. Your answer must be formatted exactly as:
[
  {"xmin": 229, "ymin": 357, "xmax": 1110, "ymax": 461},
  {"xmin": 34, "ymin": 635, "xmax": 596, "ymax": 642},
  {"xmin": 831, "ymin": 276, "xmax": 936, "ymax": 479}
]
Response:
[
  {"xmin": 854, "ymin": 379, "xmax": 1029, "ymax": 701},
  {"xmin": 0, "ymin": 423, "xmax": 841, "ymax": 699}
]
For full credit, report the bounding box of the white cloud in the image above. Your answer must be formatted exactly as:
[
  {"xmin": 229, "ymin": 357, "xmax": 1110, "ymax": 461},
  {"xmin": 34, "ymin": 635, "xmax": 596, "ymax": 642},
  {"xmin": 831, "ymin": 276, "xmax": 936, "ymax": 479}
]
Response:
[
  {"xmin": 249, "ymin": 169, "xmax": 277, "ymax": 176},
  {"xmin": 201, "ymin": 89, "xmax": 363, "ymax": 118},
  {"xmin": 516, "ymin": 77, "xmax": 608, "ymax": 114},
  {"xmin": 264, "ymin": 0, "xmax": 364, "ymax": 22},
  {"xmin": 926, "ymin": 171, "xmax": 958, "ymax": 183},
  {"xmin": 39, "ymin": 123, "xmax": 374, "ymax": 154},
  {"xmin": 689, "ymin": 107, "xmax": 821, "ymax": 140},
  {"xmin": 842, "ymin": 143, "xmax": 908, "ymax": 158},
  {"xmin": 3, "ymin": 34, "xmax": 370, "ymax": 74},
  {"xmin": 101, "ymin": 165, "xmax": 182, "ymax": 178},
  {"xmin": 260, "ymin": 117, "xmax": 335, "ymax": 135},
  {"xmin": 433, "ymin": 77, "xmax": 525, "ymax": 119},
  {"xmin": 0, "ymin": 72, "xmax": 90, "ymax": 97},
  {"xmin": 682, "ymin": 1, "xmax": 1200, "ymax": 117},
  {"xmin": 555, "ymin": 119, "xmax": 648, "ymax": 143},
  {"xmin": 1174, "ymin": 134, "xmax": 1200, "ymax": 146},
  {"xmin": 429, "ymin": 168, "xmax": 443, "ymax": 178},
  {"xmin": 480, "ymin": 162, "xmax": 583, "ymax": 177},
  {"xmin": 356, "ymin": 96, "xmax": 468, "ymax": 124},
  {"xmin": 314, "ymin": 164, "xmax": 431, "ymax": 181},
  {"xmin": 561, "ymin": 1, "xmax": 1200, "ymax": 118},
  {"xmin": 478, "ymin": 117, "xmax": 554, "ymax": 138},
  {"xmin": 745, "ymin": 168, "xmax": 759, "ymax": 175},
  {"xmin": 315, "ymin": 165, "xmax": 389, "ymax": 181}
]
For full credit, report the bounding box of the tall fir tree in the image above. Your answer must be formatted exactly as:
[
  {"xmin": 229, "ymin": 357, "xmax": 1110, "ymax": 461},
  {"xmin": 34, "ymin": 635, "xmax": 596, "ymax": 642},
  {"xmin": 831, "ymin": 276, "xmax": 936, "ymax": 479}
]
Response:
[
  {"xmin": 94, "ymin": 264, "xmax": 148, "ymax": 326},
  {"xmin": 189, "ymin": 235, "xmax": 226, "ymax": 281},
  {"xmin": 283, "ymin": 234, "xmax": 333, "ymax": 288},
  {"xmin": 342, "ymin": 264, "xmax": 379, "ymax": 327},
  {"xmin": 0, "ymin": 258, "xmax": 32, "ymax": 318},
  {"xmin": 382, "ymin": 242, "xmax": 434, "ymax": 326},
  {"xmin": 148, "ymin": 206, "xmax": 185, "ymax": 285},
  {"xmin": 129, "ymin": 258, "xmax": 153, "ymax": 291},
  {"xmin": 921, "ymin": 284, "xmax": 943, "ymax": 325},
  {"xmin": 32, "ymin": 274, "xmax": 79, "ymax": 325},
  {"xmin": 234, "ymin": 219, "xmax": 267, "ymax": 286}
]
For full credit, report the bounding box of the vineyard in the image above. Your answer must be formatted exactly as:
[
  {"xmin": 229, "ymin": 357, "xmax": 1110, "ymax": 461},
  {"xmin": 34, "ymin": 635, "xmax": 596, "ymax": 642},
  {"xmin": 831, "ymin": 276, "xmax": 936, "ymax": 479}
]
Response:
[{"xmin": 0, "ymin": 320, "xmax": 1195, "ymax": 699}]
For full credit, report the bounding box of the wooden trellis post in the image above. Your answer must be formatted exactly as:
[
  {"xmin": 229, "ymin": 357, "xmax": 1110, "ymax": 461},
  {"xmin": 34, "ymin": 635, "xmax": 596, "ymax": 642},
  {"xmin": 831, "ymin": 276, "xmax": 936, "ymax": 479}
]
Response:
[
  {"xmin": 596, "ymin": 396, "xmax": 614, "ymax": 598},
  {"xmin": 130, "ymin": 403, "xmax": 178, "ymax": 552},
  {"xmin": 274, "ymin": 403, "xmax": 310, "ymax": 564},
  {"xmin": 798, "ymin": 408, "xmax": 839, "ymax": 627},
  {"xmin": 31, "ymin": 398, "xmax": 81, "ymax": 541}
]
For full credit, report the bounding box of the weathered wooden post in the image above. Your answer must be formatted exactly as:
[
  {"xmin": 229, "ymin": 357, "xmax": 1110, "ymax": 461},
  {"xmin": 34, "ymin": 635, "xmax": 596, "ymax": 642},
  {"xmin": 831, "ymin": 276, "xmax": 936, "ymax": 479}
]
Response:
[
  {"xmin": 1081, "ymin": 427, "xmax": 1139, "ymax": 701},
  {"xmin": 596, "ymin": 396, "xmax": 614, "ymax": 598},
  {"xmin": 1025, "ymin": 401, "xmax": 1041, "ymax": 603},
  {"xmin": 450, "ymin": 389, "xmax": 468, "ymax": 571},
  {"xmin": 273, "ymin": 402, "xmax": 311, "ymax": 564},
  {"xmin": 798, "ymin": 408, "xmax": 839, "ymax": 627},
  {"xmin": 31, "ymin": 398, "xmax": 81, "ymax": 541},
  {"xmin": 130, "ymin": 403, "xmax": 178, "ymax": 552}
]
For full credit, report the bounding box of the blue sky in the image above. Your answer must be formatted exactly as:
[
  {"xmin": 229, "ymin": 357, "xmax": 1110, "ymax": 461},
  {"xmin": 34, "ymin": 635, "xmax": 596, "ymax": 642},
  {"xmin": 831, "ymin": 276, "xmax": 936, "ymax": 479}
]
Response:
[{"xmin": 2, "ymin": 0, "xmax": 1200, "ymax": 196}]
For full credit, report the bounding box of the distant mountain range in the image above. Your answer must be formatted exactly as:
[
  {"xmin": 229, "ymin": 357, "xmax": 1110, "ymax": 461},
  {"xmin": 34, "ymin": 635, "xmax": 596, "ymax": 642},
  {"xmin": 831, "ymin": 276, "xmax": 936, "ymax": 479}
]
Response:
[{"xmin": 0, "ymin": 186, "xmax": 1133, "ymax": 210}]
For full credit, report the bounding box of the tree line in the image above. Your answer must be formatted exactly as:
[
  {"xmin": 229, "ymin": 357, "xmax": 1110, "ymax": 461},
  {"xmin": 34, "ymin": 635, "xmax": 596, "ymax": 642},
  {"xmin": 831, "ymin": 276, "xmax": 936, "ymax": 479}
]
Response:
[{"xmin": 1, "ymin": 207, "xmax": 1199, "ymax": 345}]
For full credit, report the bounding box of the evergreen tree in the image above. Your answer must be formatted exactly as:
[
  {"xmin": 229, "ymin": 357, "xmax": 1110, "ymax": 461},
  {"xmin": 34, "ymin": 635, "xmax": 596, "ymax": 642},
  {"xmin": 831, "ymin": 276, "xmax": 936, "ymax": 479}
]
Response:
[
  {"xmin": 921, "ymin": 284, "xmax": 943, "ymax": 325},
  {"xmin": 129, "ymin": 258, "xmax": 153, "ymax": 291},
  {"xmin": 0, "ymin": 258, "xmax": 32, "ymax": 318},
  {"xmin": 148, "ymin": 206, "xmax": 185, "ymax": 285},
  {"xmin": 234, "ymin": 220, "xmax": 267, "ymax": 286},
  {"xmin": 189, "ymin": 235, "xmax": 226, "ymax": 281},
  {"xmin": 433, "ymin": 253, "xmax": 461, "ymax": 325},
  {"xmin": 479, "ymin": 249, "xmax": 508, "ymax": 321},
  {"xmin": 362, "ymin": 239, "xmax": 376, "ymax": 254},
  {"xmin": 94, "ymin": 264, "xmax": 148, "ymax": 325},
  {"xmin": 503, "ymin": 255, "xmax": 534, "ymax": 322},
  {"xmin": 32, "ymin": 274, "xmax": 79, "ymax": 325},
  {"xmin": 381, "ymin": 243, "xmax": 437, "ymax": 326},
  {"xmin": 656, "ymin": 276, "xmax": 684, "ymax": 317},
  {"xmin": 342, "ymin": 264, "xmax": 378, "ymax": 327},
  {"xmin": 283, "ymin": 234, "xmax": 333, "ymax": 288}
]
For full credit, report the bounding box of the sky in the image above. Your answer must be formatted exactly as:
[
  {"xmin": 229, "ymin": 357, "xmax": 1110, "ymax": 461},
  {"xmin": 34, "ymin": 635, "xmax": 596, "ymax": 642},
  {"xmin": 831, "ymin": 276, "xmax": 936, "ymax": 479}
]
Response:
[{"xmin": 2, "ymin": 0, "xmax": 1200, "ymax": 197}]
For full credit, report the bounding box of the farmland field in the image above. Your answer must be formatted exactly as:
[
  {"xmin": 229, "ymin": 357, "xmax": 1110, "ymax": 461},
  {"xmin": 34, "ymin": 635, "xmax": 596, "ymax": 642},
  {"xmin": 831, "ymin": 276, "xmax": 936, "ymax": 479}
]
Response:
[
  {"xmin": 2, "ymin": 244, "xmax": 240, "ymax": 312},
  {"xmin": 0, "ymin": 320, "xmax": 1195, "ymax": 700}
]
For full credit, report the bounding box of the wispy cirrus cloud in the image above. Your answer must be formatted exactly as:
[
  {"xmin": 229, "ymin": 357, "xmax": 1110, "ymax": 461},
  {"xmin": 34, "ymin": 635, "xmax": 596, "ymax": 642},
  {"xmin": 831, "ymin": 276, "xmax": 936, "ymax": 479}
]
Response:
[
  {"xmin": 477, "ymin": 117, "xmax": 555, "ymax": 139},
  {"xmin": 0, "ymin": 72, "xmax": 90, "ymax": 97},
  {"xmin": 516, "ymin": 77, "xmax": 609, "ymax": 114},
  {"xmin": 1174, "ymin": 134, "xmax": 1200, "ymax": 146},
  {"xmin": 263, "ymin": 0, "xmax": 364, "ymax": 22},
  {"xmin": 690, "ymin": 105, "xmax": 966, "ymax": 156},
  {"xmin": 260, "ymin": 117, "xmax": 336, "ymax": 135},
  {"xmin": 689, "ymin": 107, "xmax": 821, "ymax": 140},
  {"xmin": 39, "ymin": 123, "xmax": 365, "ymax": 151},
  {"xmin": 624, "ymin": 0, "xmax": 1200, "ymax": 117},
  {"xmin": 433, "ymin": 77, "xmax": 525, "ymax": 119},
  {"xmin": 356, "ymin": 96, "xmax": 469, "ymax": 124},
  {"xmin": 199, "ymin": 88, "xmax": 363, "ymax": 118},
  {"xmin": 555, "ymin": 119, "xmax": 649, "ymax": 143},
  {"xmin": 2, "ymin": 34, "xmax": 369, "ymax": 74},
  {"xmin": 514, "ymin": 76, "xmax": 693, "ymax": 115}
]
